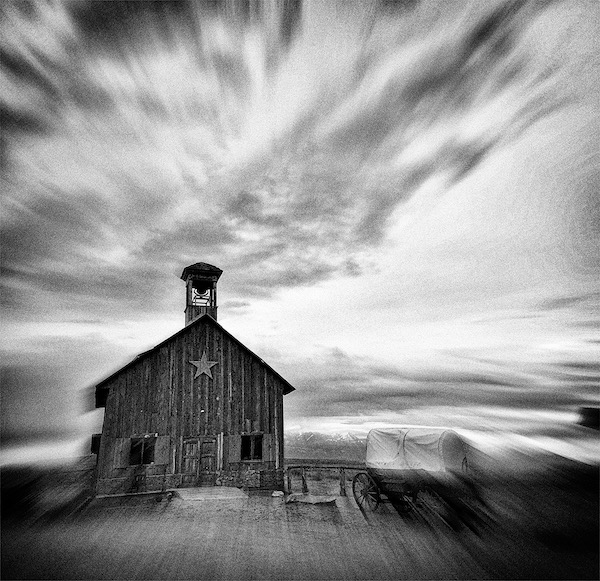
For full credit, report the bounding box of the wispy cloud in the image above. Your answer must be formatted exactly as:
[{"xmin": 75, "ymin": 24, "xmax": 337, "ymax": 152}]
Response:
[
  {"xmin": 1, "ymin": 0, "xmax": 570, "ymax": 318},
  {"xmin": 1, "ymin": 0, "xmax": 598, "ymax": 449},
  {"xmin": 281, "ymin": 340, "xmax": 599, "ymax": 425}
]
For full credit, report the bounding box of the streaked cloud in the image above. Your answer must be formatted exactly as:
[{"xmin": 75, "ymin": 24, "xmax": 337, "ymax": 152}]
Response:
[
  {"xmin": 1, "ymin": 0, "xmax": 573, "ymax": 315},
  {"xmin": 1, "ymin": 0, "xmax": 598, "ymax": 457},
  {"xmin": 281, "ymin": 341, "xmax": 600, "ymax": 419}
]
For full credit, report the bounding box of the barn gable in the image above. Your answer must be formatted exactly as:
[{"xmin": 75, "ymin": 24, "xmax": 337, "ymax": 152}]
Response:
[{"xmin": 95, "ymin": 313, "xmax": 294, "ymax": 409}]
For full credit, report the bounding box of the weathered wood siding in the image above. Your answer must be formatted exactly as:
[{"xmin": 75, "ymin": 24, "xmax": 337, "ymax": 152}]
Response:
[{"xmin": 96, "ymin": 317, "xmax": 287, "ymax": 492}]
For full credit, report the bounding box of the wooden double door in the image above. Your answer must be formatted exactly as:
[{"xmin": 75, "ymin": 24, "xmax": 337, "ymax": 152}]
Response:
[{"xmin": 181, "ymin": 436, "xmax": 217, "ymax": 486}]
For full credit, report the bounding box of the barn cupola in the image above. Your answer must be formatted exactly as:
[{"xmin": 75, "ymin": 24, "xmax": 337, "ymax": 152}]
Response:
[{"xmin": 181, "ymin": 262, "xmax": 223, "ymax": 325}]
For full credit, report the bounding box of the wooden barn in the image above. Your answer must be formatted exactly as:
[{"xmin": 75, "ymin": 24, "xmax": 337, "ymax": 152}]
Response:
[{"xmin": 92, "ymin": 263, "xmax": 294, "ymax": 495}]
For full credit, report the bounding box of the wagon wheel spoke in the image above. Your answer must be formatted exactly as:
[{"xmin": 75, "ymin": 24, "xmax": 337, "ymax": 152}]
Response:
[
  {"xmin": 352, "ymin": 473, "xmax": 380, "ymax": 511},
  {"xmin": 356, "ymin": 491, "xmax": 366, "ymax": 508}
]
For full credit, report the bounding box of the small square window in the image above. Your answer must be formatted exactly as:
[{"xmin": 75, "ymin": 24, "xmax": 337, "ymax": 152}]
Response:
[
  {"xmin": 129, "ymin": 436, "xmax": 157, "ymax": 465},
  {"xmin": 241, "ymin": 434, "xmax": 263, "ymax": 461},
  {"xmin": 90, "ymin": 433, "xmax": 101, "ymax": 455}
]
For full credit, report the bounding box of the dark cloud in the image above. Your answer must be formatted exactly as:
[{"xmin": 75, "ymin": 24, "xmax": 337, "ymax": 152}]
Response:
[
  {"xmin": 220, "ymin": 299, "xmax": 250, "ymax": 310},
  {"xmin": 377, "ymin": 0, "xmax": 419, "ymax": 14},
  {"xmin": 1, "ymin": 174, "xmax": 241, "ymax": 318},
  {"xmin": 1, "ymin": 364, "xmax": 80, "ymax": 441},
  {"xmin": 0, "ymin": 46, "xmax": 62, "ymax": 103},
  {"xmin": 0, "ymin": 1, "xmax": 87, "ymax": 142},
  {"xmin": 69, "ymin": 0, "xmax": 302, "ymax": 72},
  {"xmin": 0, "ymin": 101, "xmax": 50, "ymax": 140},
  {"xmin": 1, "ymin": 332, "xmax": 133, "ymax": 443},
  {"xmin": 528, "ymin": 426, "xmax": 583, "ymax": 439},
  {"xmin": 545, "ymin": 361, "xmax": 600, "ymax": 401},
  {"xmin": 283, "ymin": 347, "xmax": 598, "ymax": 419},
  {"xmin": 293, "ymin": 378, "xmax": 594, "ymax": 418},
  {"xmin": 226, "ymin": 257, "xmax": 339, "ymax": 297},
  {"xmin": 555, "ymin": 361, "xmax": 600, "ymax": 375},
  {"xmin": 71, "ymin": 0, "xmax": 302, "ymax": 42},
  {"xmin": 136, "ymin": 219, "xmax": 237, "ymax": 263},
  {"xmin": 0, "ymin": 0, "xmax": 571, "ymax": 307},
  {"xmin": 70, "ymin": 0, "xmax": 192, "ymax": 42},
  {"xmin": 540, "ymin": 291, "xmax": 600, "ymax": 312}
]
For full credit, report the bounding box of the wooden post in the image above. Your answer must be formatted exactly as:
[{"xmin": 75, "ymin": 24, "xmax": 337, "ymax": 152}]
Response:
[
  {"xmin": 286, "ymin": 468, "xmax": 292, "ymax": 494},
  {"xmin": 339, "ymin": 467, "xmax": 346, "ymax": 496},
  {"xmin": 301, "ymin": 467, "xmax": 308, "ymax": 493}
]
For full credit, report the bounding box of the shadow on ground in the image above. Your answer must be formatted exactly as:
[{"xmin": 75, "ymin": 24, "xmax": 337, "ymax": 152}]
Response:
[{"xmin": 2, "ymin": 452, "xmax": 598, "ymax": 580}]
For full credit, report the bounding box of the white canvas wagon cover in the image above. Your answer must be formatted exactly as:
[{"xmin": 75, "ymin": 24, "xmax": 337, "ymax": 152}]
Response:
[{"xmin": 366, "ymin": 428, "xmax": 467, "ymax": 473}]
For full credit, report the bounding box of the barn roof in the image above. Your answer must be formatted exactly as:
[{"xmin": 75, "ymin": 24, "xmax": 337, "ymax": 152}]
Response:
[
  {"xmin": 94, "ymin": 314, "xmax": 295, "ymax": 406},
  {"xmin": 180, "ymin": 262, "xmax": 223, "ymax": 280}
]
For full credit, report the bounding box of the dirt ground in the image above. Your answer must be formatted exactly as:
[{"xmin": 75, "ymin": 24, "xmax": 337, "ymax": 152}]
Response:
[{"xmin": 2, "ymin": 464, "xmax": 598, "ymax": 580}]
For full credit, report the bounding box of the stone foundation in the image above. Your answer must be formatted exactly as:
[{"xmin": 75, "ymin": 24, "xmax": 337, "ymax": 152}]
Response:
[{"xmin": 96, "ymin": 468, "xmax": 283, "ymax": 496}]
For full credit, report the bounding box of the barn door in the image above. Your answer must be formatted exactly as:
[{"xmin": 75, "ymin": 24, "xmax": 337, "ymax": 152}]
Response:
[
  {"xmin": 198, "ymin": 436, "xmax": 217, "ymax": 486},
  {"xmin": 181, "ymin": 436, "xmax": 217, "ymax": 487},
  {"xmin": 181, "ymin": 438, "xmax": 199, "ymax": 487}
]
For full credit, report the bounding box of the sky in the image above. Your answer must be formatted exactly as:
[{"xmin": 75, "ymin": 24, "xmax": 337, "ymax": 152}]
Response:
[{"xmin": 1, "ymin": 0, "xmax": 599, "ymax": 464}]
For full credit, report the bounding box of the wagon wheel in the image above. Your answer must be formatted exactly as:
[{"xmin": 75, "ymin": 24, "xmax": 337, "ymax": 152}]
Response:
[{"xmin": 352, "ymin": 472, "xmax": 381, "ymax": 511}]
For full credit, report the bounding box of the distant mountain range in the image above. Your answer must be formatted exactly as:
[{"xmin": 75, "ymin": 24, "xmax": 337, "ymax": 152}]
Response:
[{"xmin": 284, "ymin": 431, "xmax": 366, "ymax": 463}]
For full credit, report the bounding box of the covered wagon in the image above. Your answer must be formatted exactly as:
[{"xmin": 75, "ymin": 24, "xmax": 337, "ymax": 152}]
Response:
[{"xmin": 353, "ymin": 427, "xmax": 473, "ymax": 515}]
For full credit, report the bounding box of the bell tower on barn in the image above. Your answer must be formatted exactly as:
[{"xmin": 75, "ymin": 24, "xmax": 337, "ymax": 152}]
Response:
[{"xmin": 181, "ymin": 262, "xmax": 223, "ymax": 324}]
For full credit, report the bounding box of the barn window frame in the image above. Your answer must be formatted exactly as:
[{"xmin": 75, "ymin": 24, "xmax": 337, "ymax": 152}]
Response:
[
  {"xmin": 129, "ymin": 434, "xmax": 158, "ymax": 465},
  {"xmin": 240, "ymin": 434, "xmax": 263, "ymax": 461}
]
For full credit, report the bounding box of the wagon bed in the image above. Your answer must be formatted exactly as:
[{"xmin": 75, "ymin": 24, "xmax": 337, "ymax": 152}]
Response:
[{"xmin": 353, "ymin": 428, "xmax": 473, "ymax": 516}]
